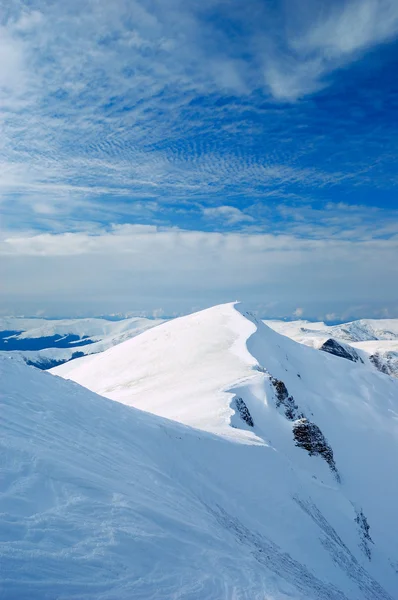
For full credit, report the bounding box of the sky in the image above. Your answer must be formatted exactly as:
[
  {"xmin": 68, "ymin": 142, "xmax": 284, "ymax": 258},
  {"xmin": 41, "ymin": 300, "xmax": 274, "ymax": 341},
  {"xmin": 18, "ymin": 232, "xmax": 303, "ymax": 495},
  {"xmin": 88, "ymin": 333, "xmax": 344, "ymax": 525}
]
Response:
[{"xmin": 0, "ymin": 0, "xmax": 397, "ymax": 320}]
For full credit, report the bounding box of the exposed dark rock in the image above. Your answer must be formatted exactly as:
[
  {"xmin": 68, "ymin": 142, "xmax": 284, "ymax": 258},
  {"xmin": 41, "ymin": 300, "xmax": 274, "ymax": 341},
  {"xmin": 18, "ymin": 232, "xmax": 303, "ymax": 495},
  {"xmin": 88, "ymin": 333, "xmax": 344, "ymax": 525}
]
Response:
[
  {"xmin": 270, "ymin": 378, "xmax": 302, "ymax": 421},
  {"xmin": 235, "ymin": 397, "xmax": 254, "ymax": 427},
  {"xmin": 355, "ymin": 509, "xmax": 373, "ymax": 560},
  {"xmin": 369, "ymin": 354, "xmax": 390, "ymax": 375},
  {"xmin": 26, "ymin": 350, "xmax": 87, "ymax": 371},
  {"xmin": 293, "ymin": 418, "xmax": 339, "ymax": 480},
  {"xmin": 271, "ymin": 378, "xmax": 289, "ymax": 403},
  {"xmin": 320, "ymin": 339, "xmax": 363, "ymax": 364},
  {"xmin": 266, "ymin": 374, "xmax": 340, "ymax": 481}
]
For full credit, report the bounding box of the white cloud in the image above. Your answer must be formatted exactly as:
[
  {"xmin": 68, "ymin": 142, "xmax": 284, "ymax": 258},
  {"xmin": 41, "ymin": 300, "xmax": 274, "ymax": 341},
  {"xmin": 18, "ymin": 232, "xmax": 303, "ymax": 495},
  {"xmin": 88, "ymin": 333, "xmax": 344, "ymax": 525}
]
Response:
[
  {"xmin": 325, "ymin": 313, "xmax": 337, "ymax": 321},
  {"xmin": 0, "ymin": 0, "xmax": 394, "ymax": 233},
  {"xmin": 263, "ymin": 0, "xmax": 398, "ymax": 100},
  {"xmin": 273, "ymin": 202, "xmax": 398, "ymax": 240},
  {"xmin": 1, "ymin": 225, "xmax": 397, "ymax": 317},
  {"xmin": 202, "ymin": 206, "xmax": 254, "ymax": 225},
  {"xmin": 293, "ymin": 307, "xmax": 304, "ymax": 318},
  {"xmin": 293, "ymin": 0, "xmax": 398, "ymax": 58}
]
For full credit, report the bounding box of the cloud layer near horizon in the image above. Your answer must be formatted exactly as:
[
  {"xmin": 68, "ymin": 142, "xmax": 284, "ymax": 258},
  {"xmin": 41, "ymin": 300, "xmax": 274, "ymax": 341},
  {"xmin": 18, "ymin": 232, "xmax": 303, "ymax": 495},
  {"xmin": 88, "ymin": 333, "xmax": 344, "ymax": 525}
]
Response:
[{"xmin": 1, "ymin": 225, "xmax": 397, "ymax": 320}]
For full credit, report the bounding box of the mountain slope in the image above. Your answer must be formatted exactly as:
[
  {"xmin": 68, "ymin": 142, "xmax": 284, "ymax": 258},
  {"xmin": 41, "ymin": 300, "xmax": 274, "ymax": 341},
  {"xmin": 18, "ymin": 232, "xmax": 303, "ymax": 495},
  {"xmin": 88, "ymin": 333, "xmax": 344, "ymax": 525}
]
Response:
[
  {"xmin": 52, "ymin": 304, "xmax": 398, "ymax": 593},
  {"xmin": 1, "ymin": 359, "xmax": 397, "ymax": 600},
  {"xmin": 54, "ymin": 303, "xmax": 257, "ymax": 435},
  {"xmin": 3, "ymin": 304, "xmax": 398, "ymax": 598}
]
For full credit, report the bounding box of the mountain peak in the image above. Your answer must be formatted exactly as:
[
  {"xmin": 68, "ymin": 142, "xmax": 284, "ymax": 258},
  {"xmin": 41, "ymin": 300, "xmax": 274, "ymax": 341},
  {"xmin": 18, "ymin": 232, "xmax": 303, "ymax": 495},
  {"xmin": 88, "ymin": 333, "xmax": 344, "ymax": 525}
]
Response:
[{"xmin": 3, "ymin": 307, "xmax": 398, "ymax": 598}]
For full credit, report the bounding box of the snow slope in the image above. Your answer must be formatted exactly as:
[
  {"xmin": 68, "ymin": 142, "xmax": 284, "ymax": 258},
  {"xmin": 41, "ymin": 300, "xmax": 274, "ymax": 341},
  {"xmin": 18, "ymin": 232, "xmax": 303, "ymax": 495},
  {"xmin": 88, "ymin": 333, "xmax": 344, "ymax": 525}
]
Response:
[
  {"xmin": 0, "ymin": 316, "xmax": 165, "ymax": 369},
  {"xmin": 3, "ymin": 303, "xmax": 398, "ymax": 598},
  {"xmin": 52, "ymin": 303, "xmax": 398, "ymax": 595},
  {"xmin": 54, "ymin": 303, "xmax": 258, "ymax": 436}
]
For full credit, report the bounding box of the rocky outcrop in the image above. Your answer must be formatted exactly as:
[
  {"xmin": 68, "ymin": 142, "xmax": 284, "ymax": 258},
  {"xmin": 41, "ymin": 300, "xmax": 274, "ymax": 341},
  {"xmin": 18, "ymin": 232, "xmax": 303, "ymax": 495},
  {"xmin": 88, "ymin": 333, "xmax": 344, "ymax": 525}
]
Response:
[
  {"xmin": 293, "ymin": 418, "xmax": 339, "ymax": 480},
  {"xmin": 234, "ymin": 397, "xmax": 254, "ymax": 427},
  {"xmin": 270, "ymin": 378, "xmax": 303, "ymax": 421},
  {"xmin": 369, "ymin": 353, "xmax": 390, "ymax": 376},
  {"xmin": 355, "ymin": 509, "xmax": 373, "ymax": 560},
  {"xmin": 320, "ymin": 339, "xmax": 363, "ymax": 363},
  {"xmin": 257, "ymin": 370, "xmax": 339, "ymax": 480}
]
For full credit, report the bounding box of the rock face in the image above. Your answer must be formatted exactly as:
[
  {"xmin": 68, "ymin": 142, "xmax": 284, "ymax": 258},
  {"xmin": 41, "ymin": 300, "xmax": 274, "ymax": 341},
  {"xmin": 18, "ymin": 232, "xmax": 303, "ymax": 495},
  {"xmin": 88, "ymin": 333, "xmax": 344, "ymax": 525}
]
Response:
[
  {"xmin": 369, "ymin": 352, "xmax": 398, "ymax": 377},
  {"xmin": 320, "ymin": 338, "xmax": 363, "ymax": 363},
  {"xmin": 234, "ymin": 397, "xmax": 254, "ymax": 427},
  {"xmin": 269, "ymin": 376, "xmax": 340, "ymax": 480},
  {"xmin": 293, "ymin": 418, "xmax": 339, "ymax": 480},
  {"xmin": 271, "ymin": 378, "xmax": 302, "ymax": 421},
  {"xmin": 355, "ymin": 509, "xmax": 373, "ymax": 560}
]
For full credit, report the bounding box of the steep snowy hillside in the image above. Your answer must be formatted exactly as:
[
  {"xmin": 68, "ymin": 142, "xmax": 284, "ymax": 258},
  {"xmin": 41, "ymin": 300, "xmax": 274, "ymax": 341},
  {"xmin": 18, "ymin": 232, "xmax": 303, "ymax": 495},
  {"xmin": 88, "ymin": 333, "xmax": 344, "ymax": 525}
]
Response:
[
  {"xmin": 0, "ymin": 316, "xmax": 165, "ymax": 369},
  {"xmin": 265, "ymin": 318, "xmax": 398, "ymax": 377},
  {"xmin": 52, "ymin": 303, "xmax": 398, "ymax": 593},
  {"xmin": 3, "ymin": 312, "xmax": 398, "ymax": 599}
]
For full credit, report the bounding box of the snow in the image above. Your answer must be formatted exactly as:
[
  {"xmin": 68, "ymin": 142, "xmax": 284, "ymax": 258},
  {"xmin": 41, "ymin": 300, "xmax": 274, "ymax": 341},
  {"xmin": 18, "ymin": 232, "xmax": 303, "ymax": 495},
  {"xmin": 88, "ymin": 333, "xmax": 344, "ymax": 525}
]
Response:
[
  {"xmin": 0, "ymin": 316, "xmax": 164, "ymax": 340},
  {"xmin": 350, "ymin": 340, "xmax": 398, "ymax": 377},
  {"xmin": 54, "ymin": 303, "xmax": 258, "ymax": 437},
  {"xmin": 3, "ymin": 303, "xmax": 398, "ymax": 598},
  {"xmin": 0, "ymin": 316, "xmax": 165, "ymax": 368},
  {"xmin": 265, "ymin": 317, "xmax": 398, "ymax": 343},
  {"xmin": 264, "ymin": 317, "xmax": 398, "ymax": 378}
]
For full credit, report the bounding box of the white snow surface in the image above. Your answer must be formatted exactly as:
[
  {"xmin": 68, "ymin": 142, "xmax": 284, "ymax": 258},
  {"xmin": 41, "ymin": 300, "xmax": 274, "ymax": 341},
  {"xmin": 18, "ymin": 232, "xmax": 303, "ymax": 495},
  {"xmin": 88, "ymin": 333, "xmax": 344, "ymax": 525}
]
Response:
[
  {"xmin": 264, "ymin": 318, "xmax": 398, "ymax": 343},
  {"xmin": 0, "ymin": 316, "xmax": 165, "ymax": 368},
  {"xmin": 264, "ymin": 318, "xmax": 398, "ymax": 377},
  {"xmin": 3, "ymin": 303, "xmax": 398, "ymax": 598},
  {"xmin": 0, "ymin": 316, "xmax": 164, "ymax": 339}
]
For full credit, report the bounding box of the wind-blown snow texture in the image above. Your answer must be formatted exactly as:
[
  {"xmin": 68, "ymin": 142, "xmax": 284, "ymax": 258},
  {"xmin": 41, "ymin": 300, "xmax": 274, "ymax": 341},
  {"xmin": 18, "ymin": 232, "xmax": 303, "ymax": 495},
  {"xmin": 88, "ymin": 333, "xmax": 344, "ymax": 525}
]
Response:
[{"xmin": 2, "ymin": 304, "xmax": 398, "ymax": 599}]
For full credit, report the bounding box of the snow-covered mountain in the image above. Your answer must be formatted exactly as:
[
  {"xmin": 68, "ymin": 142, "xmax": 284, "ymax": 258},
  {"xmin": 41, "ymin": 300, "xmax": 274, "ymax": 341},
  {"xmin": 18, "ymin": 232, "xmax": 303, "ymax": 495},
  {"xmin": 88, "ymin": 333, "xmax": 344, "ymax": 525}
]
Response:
[
  {"xmin": 265, "ymin": 318, "xmax": 398, "ymax": 344},
  {"xmin": 0, "ymin": 316, "xmax": 165, "ymax": 369},
  {"xmin": 3, "ymin": 303, "xmax": 398, "ymax": 598},
  {"xmin": 265, "ymin": 318, "xmax": 398, "ymax": 378}
]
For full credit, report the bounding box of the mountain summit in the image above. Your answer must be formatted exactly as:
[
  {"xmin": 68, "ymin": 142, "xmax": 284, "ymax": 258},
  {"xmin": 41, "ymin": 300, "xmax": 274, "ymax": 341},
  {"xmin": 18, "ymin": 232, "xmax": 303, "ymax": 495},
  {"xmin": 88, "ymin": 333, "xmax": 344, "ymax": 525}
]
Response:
[{"xmin": 2, "ymin": 303, "xmax": 398, "ymax": 598}]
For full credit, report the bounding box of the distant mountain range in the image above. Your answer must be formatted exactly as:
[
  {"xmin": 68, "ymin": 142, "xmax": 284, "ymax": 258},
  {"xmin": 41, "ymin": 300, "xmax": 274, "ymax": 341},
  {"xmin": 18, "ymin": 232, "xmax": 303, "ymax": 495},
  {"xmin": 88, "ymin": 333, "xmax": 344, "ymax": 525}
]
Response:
[
  {"xmin": 265, "ymin": 318, "xmax": 398, "ymax": 378},
  {"xmin": 0, "ymin": 315, "xmax": 166, "ymax": 369},
  {"xmin": 1, "ymin": 313, "xmax": 397, "ymax": 378}
]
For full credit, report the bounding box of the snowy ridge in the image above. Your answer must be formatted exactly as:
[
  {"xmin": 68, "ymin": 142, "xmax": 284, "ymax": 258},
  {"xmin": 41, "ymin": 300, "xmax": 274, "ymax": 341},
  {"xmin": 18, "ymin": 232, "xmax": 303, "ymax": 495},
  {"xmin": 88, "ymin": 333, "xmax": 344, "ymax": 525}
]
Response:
[{"xmin": 3, "ymin": 303, "xmax": 398, "ymax": 598}]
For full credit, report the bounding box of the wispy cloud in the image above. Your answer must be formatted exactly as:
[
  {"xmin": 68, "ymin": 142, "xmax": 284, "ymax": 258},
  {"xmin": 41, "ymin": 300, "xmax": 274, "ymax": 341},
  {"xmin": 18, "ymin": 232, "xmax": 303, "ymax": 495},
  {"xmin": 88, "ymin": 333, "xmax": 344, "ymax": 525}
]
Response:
[
  {"xmin": 0, "ymin": 1, "xmax": 397, "ymax": 316},
  {"xmin": 203, "ymin": 206, "xmax": 253, "ymax": 225},
  {"xmin": 271, "ymin": 202, "xmax": 398, "ymax": 240},
  {"xmin": 1, "ymin": 0, "xmax": 397, "ymax": 231},
  {"xmin": 263, "ymin": 0, "xmax": 398, "ymax": 100}
]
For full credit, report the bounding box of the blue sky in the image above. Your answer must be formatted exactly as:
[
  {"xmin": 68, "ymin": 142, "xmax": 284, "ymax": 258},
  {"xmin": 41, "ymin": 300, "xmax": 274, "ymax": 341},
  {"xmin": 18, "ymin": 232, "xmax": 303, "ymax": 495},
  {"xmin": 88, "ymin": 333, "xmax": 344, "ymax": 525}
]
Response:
[{"xmin": 0, "ymin": 0, "xmax": 397, "ymax": 319}]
